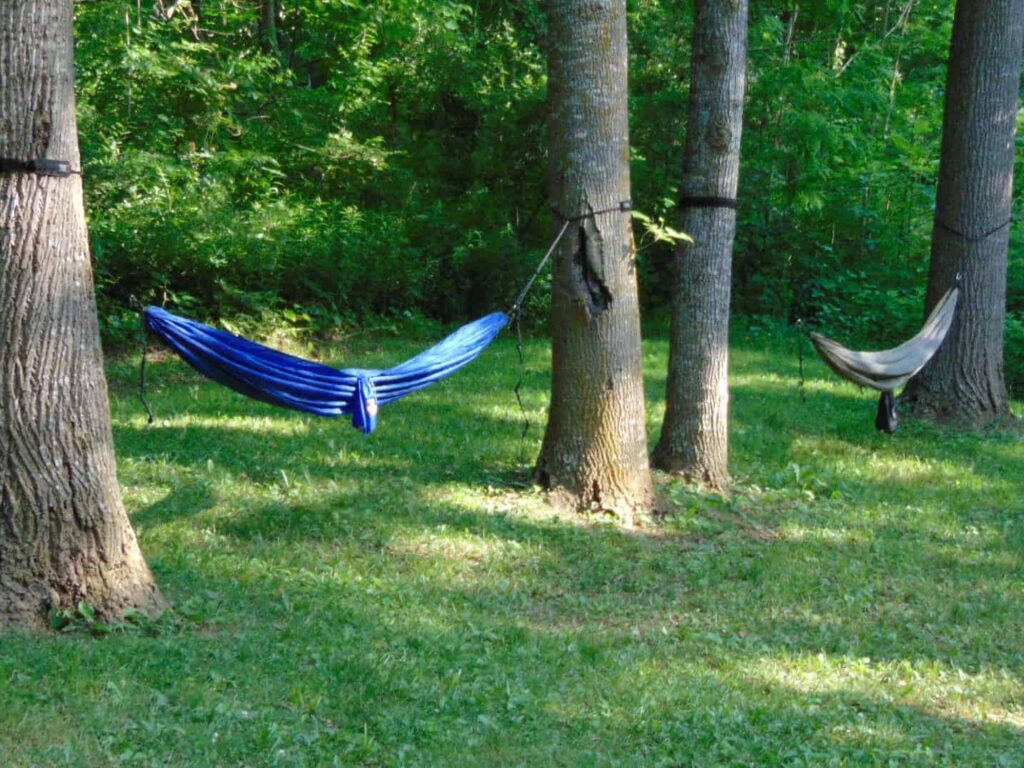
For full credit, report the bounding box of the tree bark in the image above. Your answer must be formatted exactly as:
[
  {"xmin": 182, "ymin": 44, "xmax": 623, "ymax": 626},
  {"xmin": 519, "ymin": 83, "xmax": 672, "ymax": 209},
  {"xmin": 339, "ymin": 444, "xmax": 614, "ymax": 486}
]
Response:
[
  {"xmin": 536, "ymin": 0, "xmax": 653, "ymax": 522},
  {"xmin": 0, "ymin": 0, "xmax": 162, "ymax": 629},
  {"xmin": 259, "ymin": 0, "xmax": 279, "ymax": 56},
  {"xmin": 652, "ymin": 0, "xmax": 749, "ymax": 488},
  {"xmin": 902, "ymin": 0, "xmax": 1023, "ymax": 426}
]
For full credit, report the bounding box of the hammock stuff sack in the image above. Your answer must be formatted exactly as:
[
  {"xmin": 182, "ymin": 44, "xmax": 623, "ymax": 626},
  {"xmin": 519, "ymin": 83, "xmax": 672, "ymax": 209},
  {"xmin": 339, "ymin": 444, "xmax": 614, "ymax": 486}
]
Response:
[
  {"xmin": 808, "ymin": 286, "xmax": 959, "ymax": 433},
  {"xmin": 143, "ymin": 306, "xmax": 509, "ymax": 434}
]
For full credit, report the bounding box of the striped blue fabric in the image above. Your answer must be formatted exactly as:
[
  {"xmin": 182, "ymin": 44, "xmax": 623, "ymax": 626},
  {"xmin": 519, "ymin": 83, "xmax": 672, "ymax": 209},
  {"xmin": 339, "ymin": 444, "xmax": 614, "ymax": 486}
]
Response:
[{"xmin": 144, "ymin": 306, "xmax": 509, "ymax": 434}]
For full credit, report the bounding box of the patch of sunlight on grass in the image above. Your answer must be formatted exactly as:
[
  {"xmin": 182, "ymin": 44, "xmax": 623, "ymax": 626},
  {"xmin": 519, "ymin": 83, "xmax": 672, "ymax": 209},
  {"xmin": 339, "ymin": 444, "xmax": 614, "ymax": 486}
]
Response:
[
  {"xmin": 780, "ymin": 524, "xmax": 864, "ymax": 544},
  {"xmin": 789, "ymin": 434, "xmax": 1000, "ymax": 487},
  {"xmin": 149, "ymin": 412, "xmax": 313, "ymax": 436},
  {"xmin": 745, "ymin": 652, "xmax": 1024, "ymax": 731},
  {"xmin": 388, "ymin": 528, "xmax": 543, "ymax": 577}
]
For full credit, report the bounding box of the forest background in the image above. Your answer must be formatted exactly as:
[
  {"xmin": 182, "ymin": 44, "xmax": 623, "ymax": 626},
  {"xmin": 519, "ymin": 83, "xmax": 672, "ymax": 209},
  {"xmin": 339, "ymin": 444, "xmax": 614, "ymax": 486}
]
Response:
[{"xmin": 76, "ymin": 0, "xmax": 1024, "ymax": 391}]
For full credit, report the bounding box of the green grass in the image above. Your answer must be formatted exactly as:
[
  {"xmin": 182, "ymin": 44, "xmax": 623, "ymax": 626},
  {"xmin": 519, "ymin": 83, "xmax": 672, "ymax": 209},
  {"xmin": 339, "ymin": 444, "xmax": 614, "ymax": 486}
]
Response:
[{"xmin": 2, "ymin": 322, "xmax": 1022, "ymax": 766}]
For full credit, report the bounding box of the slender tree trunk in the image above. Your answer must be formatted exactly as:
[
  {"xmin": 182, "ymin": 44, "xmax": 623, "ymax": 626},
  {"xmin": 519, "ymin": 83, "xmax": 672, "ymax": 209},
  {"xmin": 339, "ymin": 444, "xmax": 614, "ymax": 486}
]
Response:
[
  {"xmin": 536, "ymin": 0, "xmax": 653, "ymax": 522},
  {"xmin": 652, "ymin": 0, "xmax": 749, "ymax": 488},
  {"xmin": 191, "ymin": 0, "xmax": 205, "ymax": 41},
  {"xmin": 902, "ymin": 0, "xmax": 1023, "ymax": 425},
  {"xmin": 0, "ymin": 0, "xmax": 162, "ymax": 629},
  {"xmin": 259, "ymin": 0, "xmax": 279, "ymax": 56}
]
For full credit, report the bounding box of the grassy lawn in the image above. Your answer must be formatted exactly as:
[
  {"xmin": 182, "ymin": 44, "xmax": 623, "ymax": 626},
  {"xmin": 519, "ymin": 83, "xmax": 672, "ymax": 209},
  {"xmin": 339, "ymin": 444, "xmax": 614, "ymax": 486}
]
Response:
[{"xmin": 2, "ymin": 322, "xmax": 1022, "ymax": 766}]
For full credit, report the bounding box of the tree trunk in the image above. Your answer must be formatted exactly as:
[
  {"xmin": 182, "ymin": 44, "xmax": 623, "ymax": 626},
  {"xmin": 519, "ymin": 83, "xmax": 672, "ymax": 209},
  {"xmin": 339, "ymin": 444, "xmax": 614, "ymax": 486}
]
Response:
[
  {"xmin": 259, "ymin": 0, "xmax": 279, "ymax": 56},
  {"xmin": 535, "ymin": 0, "xmax": 653, "ymax": 522},
  {"xmin": 0, "ymin": 0, "xmax": 162, "ymax": 630},
  {"xmin": 902, "ymin": 0, "xmax": 1023, "ymax": 426},
  {"xmin": 652, "ymin": 0, "xmax": 749, "ymax": 488}
]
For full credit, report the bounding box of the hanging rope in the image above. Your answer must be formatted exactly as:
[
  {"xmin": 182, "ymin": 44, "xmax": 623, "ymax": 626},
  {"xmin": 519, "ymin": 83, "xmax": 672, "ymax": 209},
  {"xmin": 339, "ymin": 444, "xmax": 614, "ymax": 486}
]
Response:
[
  {"xmin": 507, "ymin": 200, "xmax": 632, "ymax": 445},
  {"xmin": 130, "ymin": 296, "xmax": 155, "ymax": 425},
  {"xmin": 508, "ymin": 218, "xmax": 572, "ymax": 321},
  {"xmin": 795, "ymin": 318, "xmax": 808, "ymax": 403},
  {"xmin": 509, "ymin": 217, "xmax": 571, "ymax": 446}
]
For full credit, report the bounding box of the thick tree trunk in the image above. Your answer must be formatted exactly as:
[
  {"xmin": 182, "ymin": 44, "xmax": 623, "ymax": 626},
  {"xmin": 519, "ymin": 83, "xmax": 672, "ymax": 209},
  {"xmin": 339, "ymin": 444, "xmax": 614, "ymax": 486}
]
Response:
[
  {"xmin": 902, "ymin": 0, "xmax": 1023, "ymax": 425},
  {"xmin": 536, "ymin": 0, "xmax": 653, "ymax": 522},
  {"xmin": 0, "ymin": 0, "xmax": 162, "ymax": 629},
  {"xmin": 652, "ymin": 0, "xmax": 749, "ymax": 488}
]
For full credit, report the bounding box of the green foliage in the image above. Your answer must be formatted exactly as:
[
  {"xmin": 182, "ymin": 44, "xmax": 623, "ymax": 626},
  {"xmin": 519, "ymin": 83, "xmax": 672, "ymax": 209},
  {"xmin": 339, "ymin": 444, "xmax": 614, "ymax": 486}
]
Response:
[
  {"xmin": 632, "ymin": 210, "xmax": 693, "ymax": 247},
  {"xmin": 50, "ymin": 601, "xmax": 175, "ymax": 638},
  {"xmin": 76, "ymin": 0, "xmax": 549, "ymax": 330},
  {"xmin": 1005, "ymin": 310, "xmax": 1024, "ymax": 394},
  {"xmin": 74, "ymin": 0, "xmax": 1023, "ymax": 385},
  {"xmin": 3, "ymin": 328, "xmax": 1023, "ymax": 765},
  {"xmin": 735, "ymin": 0, "xmax": 951, "ymax": 333}
]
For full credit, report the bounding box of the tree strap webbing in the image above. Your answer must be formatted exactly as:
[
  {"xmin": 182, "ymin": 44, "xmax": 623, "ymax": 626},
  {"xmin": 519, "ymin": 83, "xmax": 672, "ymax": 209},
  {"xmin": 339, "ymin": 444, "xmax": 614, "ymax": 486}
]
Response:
[
  {"xmin": 549, "ymin": 200, "xmax": 633, "ymax": 223},
  {"xmin": 936, "ymin": 217, "xmax": 1012, "ymax": 243},
  {"xmin": 0, "ymin": 157, "xmax": 80, "ymax": 177},
  {"xmin": 678, "ymin": 195, "xmax": 738, "ymax": 210}
]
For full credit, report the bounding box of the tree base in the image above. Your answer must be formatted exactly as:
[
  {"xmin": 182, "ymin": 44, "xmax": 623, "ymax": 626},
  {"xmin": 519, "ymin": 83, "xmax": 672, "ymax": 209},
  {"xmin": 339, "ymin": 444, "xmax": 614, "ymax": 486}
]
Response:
[
  {"xmin": 651, "ymin": 445, "xmax": 728, "ymax": 492},
  {"xmin": 1, "ymin": 571, "xmax": 164, "ymax": 632},
  {"xmin": 901, "ymin": 389, "xmax": 1017, "ymax": 430},
  {"xmin": 535, "ymin": 466, "xmax": 654, "ymax": 527}
]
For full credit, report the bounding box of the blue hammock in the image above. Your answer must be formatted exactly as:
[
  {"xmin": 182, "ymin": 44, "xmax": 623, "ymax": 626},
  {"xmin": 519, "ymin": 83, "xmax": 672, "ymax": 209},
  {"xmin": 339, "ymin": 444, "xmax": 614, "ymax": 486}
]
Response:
[{"xmin": 144, "ymin": 306, "xmax": 509, "ymax": 434}]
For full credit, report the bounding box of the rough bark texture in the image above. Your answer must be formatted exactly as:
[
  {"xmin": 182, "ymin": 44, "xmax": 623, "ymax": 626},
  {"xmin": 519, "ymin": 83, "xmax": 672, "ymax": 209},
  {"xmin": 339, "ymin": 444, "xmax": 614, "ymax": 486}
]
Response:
[
  {"xmin": 0, "ymin": 0, "xmax": 162, "ymax": 629},
  {"xmin": 902, "ymin": 0, "xmax": 1023, "ymax": 425},
  {"xmin": 652, "ymin": 0, "xmax": 749, "ymax": 488},
  {"xmin": 536, "ymin": 0, "xmax": 653, "ymax": 522}
]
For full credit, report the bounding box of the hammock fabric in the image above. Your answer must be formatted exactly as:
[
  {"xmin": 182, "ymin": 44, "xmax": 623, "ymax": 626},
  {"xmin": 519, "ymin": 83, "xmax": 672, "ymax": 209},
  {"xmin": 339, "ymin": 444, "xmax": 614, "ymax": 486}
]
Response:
[
  {"xmin": 808, "ymin": 286, "xmax": 959, "ymax": 432},
  {"xmin": 144, "ymin": 306, "xmax": 509, "ymax": 434}
]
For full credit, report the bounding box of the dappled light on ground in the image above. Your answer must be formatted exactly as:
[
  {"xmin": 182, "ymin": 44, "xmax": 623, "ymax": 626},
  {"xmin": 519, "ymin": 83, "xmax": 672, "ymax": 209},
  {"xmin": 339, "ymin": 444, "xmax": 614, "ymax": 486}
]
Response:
[{"xmin": 2, "ymin": 328, "xmax": 1021, "ymax": 765}]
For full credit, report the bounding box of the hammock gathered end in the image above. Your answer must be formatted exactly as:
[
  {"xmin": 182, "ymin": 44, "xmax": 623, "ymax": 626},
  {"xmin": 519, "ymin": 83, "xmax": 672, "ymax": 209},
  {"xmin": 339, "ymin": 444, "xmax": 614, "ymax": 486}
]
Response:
[{"xmin": 143, "ymin": 306, "xmax": 509, "ymax": 434}]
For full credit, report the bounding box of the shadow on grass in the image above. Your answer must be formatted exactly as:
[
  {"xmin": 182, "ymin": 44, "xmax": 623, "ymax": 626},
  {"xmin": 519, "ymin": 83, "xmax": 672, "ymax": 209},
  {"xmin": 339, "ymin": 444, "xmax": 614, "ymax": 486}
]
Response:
[
  {"xmin": 133, "ymin": 477, "xmax": 219, "ymax": 528},
  {"xmin": 26, "ymin": 512, "xmax": 1009, "ymax": 765},
  {"xmin": 7, "ymin": 340, "xmax": 1017, "ymax": 762},
  {"xmin": 128, "ymin": 455, "xmax": 1024, "ymax": 680},
  {"xmin": 114, "ymin": 339, "xmax": 1024, "ymax": 674},
  {"xmin": 114, "ymin": 399, "xmax": 530, "ymax": 487}
]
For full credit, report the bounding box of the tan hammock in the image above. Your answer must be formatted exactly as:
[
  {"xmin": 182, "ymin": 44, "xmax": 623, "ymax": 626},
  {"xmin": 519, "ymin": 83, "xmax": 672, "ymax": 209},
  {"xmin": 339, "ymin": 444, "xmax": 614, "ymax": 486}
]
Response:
[{"xmin": 809, "ymin": 286, "xmax": 959, "ymax": 393}]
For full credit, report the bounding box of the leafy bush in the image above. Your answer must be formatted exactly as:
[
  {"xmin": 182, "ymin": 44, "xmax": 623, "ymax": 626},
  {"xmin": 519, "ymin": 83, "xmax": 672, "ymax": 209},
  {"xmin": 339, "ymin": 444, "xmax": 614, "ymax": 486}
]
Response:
[{"xmin": 75, "ymin": 0, "xmax": 1022, "ymax": 374}]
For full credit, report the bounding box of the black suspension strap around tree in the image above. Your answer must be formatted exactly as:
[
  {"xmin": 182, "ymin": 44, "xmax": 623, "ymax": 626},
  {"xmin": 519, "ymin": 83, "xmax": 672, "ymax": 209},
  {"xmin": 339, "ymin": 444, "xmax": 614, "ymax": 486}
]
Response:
[
  {"xmin": 936, "ymin": 216, "xmax": 1013, "ymax": 244},
  {"xmin": 941, "ymin": 217, "xmax": 1016, "ymax": 290},
  {"xmin": 548, "ymin": 199, "xmax": 633, "ymax": 224},
  {"xmin": 0, "ymin": 157, "xmax": 81, "ymax": 177},
  {"xmin": 678, "ymin": 195, "xmax": 738, "ymax": 210}
]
